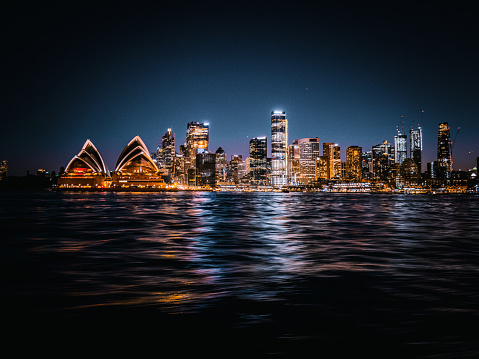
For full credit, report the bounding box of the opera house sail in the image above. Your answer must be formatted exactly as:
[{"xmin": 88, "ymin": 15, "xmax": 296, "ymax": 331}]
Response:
[
  {"xmin": 58, "ymin": 139, "xmax": 109, "ymax": 188},
  {"xmin": 111, "ymin": 135, "xmax": 168, "ymax": 189}
]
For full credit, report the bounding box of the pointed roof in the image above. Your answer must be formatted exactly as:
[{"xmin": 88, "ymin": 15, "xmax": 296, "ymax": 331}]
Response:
[
  {"xmin": 65, "ymin": 139, "xmax": 109, "ymax": 175},
  {"xmin": 114, "ymin": 135, "xmax": 159, "ymax": 173}
]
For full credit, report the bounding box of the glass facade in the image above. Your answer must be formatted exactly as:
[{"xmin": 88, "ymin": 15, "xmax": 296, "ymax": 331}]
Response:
[
  {"xmin": 249, "ymin": 136, "xmax": 267, "ymax": 186},
  {"xmin": 271, "ymin": 111, "xmax": 288, "ymax": 187}
]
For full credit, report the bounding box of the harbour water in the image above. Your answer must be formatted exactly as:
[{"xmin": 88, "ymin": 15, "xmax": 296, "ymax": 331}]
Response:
[{"xmin": 1, "ymin": 190, "xmax": 478, "ymax": 356}]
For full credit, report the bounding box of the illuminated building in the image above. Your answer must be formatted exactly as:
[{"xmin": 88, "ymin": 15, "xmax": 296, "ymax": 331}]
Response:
[
  {"xmin": 271, "ymin": 111, "xmax": 288, "ymax": 187},
  {"xmin": 229, "ymin": 154, "xmax": 243, "ymax": 184},
  {"xmin": 298, "ymin": 138, "xmax": 319, "ymax": 184},
  {"xmin": 436, "ymin": 122, "xmax": 453, "ymax": 178},
  {"xmin": 249, "ymin": 136, "xmax": 267, "ymax": 186},
  {"xmin": 157, "ymin": 128, "xmax": 175, "ymax": 175},
  {"xmin": 288, "ymin": 140, "xmax": 300, "ymax": 185},
  {"xmin": 0, "ymin": 160, "xmax": 7, "ymax": 180},
  {"xmin": 58, "ymin": 139, "xmax": 109, "ymax": 188},
  {"xmin": 394, "ymin": 132, "xmax": 407, "ymax": 165},
  {"xmin": 323, "ymin": 143, "xmax": 341, "ymax": 179},
  {"xmin": 111, "ymin": 136, "xmax": 167, "ymax": 189},
  {"xmin": 315, "ymin": 156, "xmax": 328, "ymax": 180},
  {"xmin": 186, "ymin": 121, "xmax": 209, "ymax": 172},
  {"xmin": 346, "ymin": 146, "xmax": 363, "ymax": 181},
  {"xmin": 215, "ymin": 147, "xmax": 227, "ymax": 184},
  {"xmin": 372, "ymin": 140, "xmax": 394, "ymax": 180},
  {"xmin": 410, "ymin": 125, "xmax": 422, "ymax": 173},
  {"xmin": 196, "ymin": 150, "xmax": 216, "ymax": 186}
]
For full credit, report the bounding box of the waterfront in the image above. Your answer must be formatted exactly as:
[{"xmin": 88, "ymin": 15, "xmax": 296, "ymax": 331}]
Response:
[{"xmin": 1, "ymin": 190, "xmax": 478, "ymax": 356}]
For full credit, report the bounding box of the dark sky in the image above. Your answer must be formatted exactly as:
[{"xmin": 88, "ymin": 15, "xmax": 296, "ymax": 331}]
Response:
[{"xmin": 1, "ymin": 1, "xmax": 478, "ymax": 175}]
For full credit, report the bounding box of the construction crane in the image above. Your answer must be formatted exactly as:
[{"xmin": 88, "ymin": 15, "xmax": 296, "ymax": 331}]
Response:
[{"xmin": 451, "ymin": 127, "xmax": 461, "ymax": 150}]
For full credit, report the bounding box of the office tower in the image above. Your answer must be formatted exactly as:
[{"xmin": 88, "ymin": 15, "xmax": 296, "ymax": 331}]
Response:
[
  {"xmin": 157, "ymin": 128, "xmax": 175, "ymax": 175},
  {"xmin": 196, "ymin": 150, "xmax": 216, "ymax": 186},
  {"xmin": 249, "ymin": 136, "xmax": 268, "ymax": 186},
  {"xmin": 346, "ymin": 146, "xmax": 363, "ymax": 181},
  {"xmin": 271, "ymin": 111, "xmax": 288, "ymax": 187},
  {"xmin": 315, "ymin": 156, "xmax": 329, "ymax": 180},
  {"xmin": 186, "ymin": 121, "xmax": 209, "ymax": 171},
  {"xmin": 410, "ymin": 125, "xmax": 423, "ymax": 173},
  {"xmin": 289, "ymin": 140, "xmax": 300, "ymax": 185},
  {"xmin": 215, "ymin": 147, "xmax": 227, "ymax": 184},
  {"xmin": 297, "ymin": 138, "xmax": 320, "ymax": 184},
  {"xmin": 229, "ymin": 155, "xmax": 243, "ymax": 184},
  {"xmin": 0, "ymin": 160, "xmax": 7, "ymax": 180},
  {"xmin": 323, "ymin": 143, "xmax": 341, "ymax": 179},
  {"xmin": 394, "ymin": 132, "xmax": 407, "ymax": 165},
  {"xmin": 436, "ymin": 122, "xmax": 453, "ymax": 178},
  {"xmin": 372, "ymin": 140, "xmax": 394, "ymax": 180}
]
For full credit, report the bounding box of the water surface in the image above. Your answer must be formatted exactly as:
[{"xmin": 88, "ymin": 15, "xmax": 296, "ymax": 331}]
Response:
[{"xmin": 1, "ymin": 191, "xmax": 478, "ymax": 356}]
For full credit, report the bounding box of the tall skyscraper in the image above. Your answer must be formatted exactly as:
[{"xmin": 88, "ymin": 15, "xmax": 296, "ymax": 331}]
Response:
[
  {"xmin": 271, "ymin": 111, "xmax": 288, "ymax": 187},
  {"xmin": 394, "ymin": 132, "xmax": 407, "ymax": 165},
  {"xmin": 372, "ymin": 140, "xmax": 394, "ymax": 180},
  {"xmin": 288, "ymin": 140, "xmax": 300, "ymax": 185},
  {"xmin": 186, "ymin": 121, "xmax": 209, "ymax": 171},
  {"xmin": 157, "ymin": 128, "xmax": 175, "ymax": 175},
  {"xmin": 409, "ymin": 125, "xmax": 423, "ymax": 173},
  {"xmin": 346, "ymin": 146, "xmax": 363, "ymax": 181},
  {"xmin": 297, "ymin": 138, "xmax": 320, "ymax": 184},
  {"xmin": 436, "ymin": 122, "xmax": 453, "ymax": 178},
  {"xmin": 323, "ymin": 143, "xmax": 341, "ymax": 179},
  {"xmin": 215, "ymin": 147, "xmax": 227, "ymax": 184},
  {"xmin": 249, "ymin": 136, "xmax": 268, "ymax": 186}
]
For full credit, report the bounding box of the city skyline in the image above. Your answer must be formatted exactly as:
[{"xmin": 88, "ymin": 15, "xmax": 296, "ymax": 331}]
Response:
[{"xmin": 1, "ymin": 2, "xmax": 478, "ymax": 176}]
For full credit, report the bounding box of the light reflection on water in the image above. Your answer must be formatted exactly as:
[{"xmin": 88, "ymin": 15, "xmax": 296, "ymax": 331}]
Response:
[{"xmin": 1, "ymin": 191, "xmax": 479, "ymax": 355}]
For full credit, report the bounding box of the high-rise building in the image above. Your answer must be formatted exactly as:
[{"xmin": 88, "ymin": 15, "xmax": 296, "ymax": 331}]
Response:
[
  {"xmin": 196, "ymin": 150, "xmax": 216, "ymax": 186},
  {"xmin": 394, "ymin": 132, "xmax": 407, "ymax": 165},
  {"xmin": 249, "ymin": 136, "xmax": 268, "ymax": 186},
  {"xmin": 288, "ymin": 140, "xmax": 300, "ymax": 185},
  {"xmin": 297, "ymin": 138, "xmax": 320, "ymax": 184},
  {"xmin": 436, "ymin": 122, "xmax": 453, "ymax": 178},
  {"xmin": 186, "ymin": 121, "xmax": 209, "ymax": 171},
  {"xmin": 271, "ymin": 111, "xmax": 288, "ymax": 187},
  {"xmin": 157, "ymin": 128, "xmax": 175, "ymax": 175},
  {"xmin": 409, "ymin": 125, "xmax": 423, "ymax": 173},
  {"xmin": 323, "ymin": 143, "xmax": 341, "ymax": 179},
  {"xmin": 372, "ymin": 140, "xmax": 394, "ymax": 180},
  {"xmin": 346, "ymin": 146, "xmax": 363, "ymax": 181},
  {"xmin": 215, "ymin": 147, "xmax": 227, "ymax": 184}
]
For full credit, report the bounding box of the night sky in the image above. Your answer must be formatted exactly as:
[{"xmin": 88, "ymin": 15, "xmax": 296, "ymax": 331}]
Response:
[{"xmin": 2, "ymin": 1, "xmax": 478, "ymax": 176}]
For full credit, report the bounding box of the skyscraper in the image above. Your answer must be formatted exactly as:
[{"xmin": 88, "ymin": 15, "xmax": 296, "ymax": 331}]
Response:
[
  {"xmin": 271, "ymin": 111, "xmax": 288, "ymax": 187},
  {"xmin": 297, "ymin": 138, "xmax": 320, "ymax": 184},
  {"xmin": 409, "ymin": 125, "xmax": 423, "ymax": 173},
  {"xmin": 372, "ymin": 140, "xmax": 394, "ymax": 180},
  {"xmin": 186, "ymin": 121, "xmax": 209, "ymax": 171},
  {"xmin": 249, "ymin": 136, "xmax": 268, "ymax": 186},
  {"xmin": 436, "ymin": 122, "xmax": 453, "ymax": 178},
  {"xmin": 394, "ymin": 132, "xmax": 407, "ymax": 165},
  {"xmin": 157, "ymin": 128, "xmax": 175, "ymax": 175},
  {"xmin": 323, "ymin": 143, "xmax": 341, "ymax": 179},
  {"xmin": 346, "ymin": 146, "xmax": 363, "ymax": 181}
]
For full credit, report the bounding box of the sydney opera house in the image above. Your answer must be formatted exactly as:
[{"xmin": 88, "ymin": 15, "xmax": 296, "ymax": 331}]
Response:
[{"xmin": 58, "ymin": 136, "xmax": 174, "ymax": 191}]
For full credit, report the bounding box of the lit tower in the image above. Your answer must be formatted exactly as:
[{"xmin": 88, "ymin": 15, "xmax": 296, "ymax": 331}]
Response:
[
  {"xmin": 409, "ymin": 125, "xmax": 422, "ymax": 173},
  {"xmin": 323, "ymin": 143, "xmax": 341, "ymax": 179},
  {"xmin": 186, "ymin": 121, "xmax": 209, "ymax": 170},
  {"xmin": 297, "ymin": 138, "xmax": 320, "ymax": 184},
  {"xmin": 157, "ymin": 128, "xmax": 175, "ymax": 175},
  {"xmin": 436, "ymin": 122, "xmax": 453, "ymax": 178},
  {"xmin": 394, "ymin": 125, "xmax": 407, "ymax": 165},
  {"xmin": 271, "ymin": 111, "xmax": 288, "ymax": 187},
  {"xmin": 249, "ymin": 136, "xmax": 268, "ymax": 186},
  {"xmin": 346, "ymin": 146, "xmax": 363, "ymax": 181}
]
